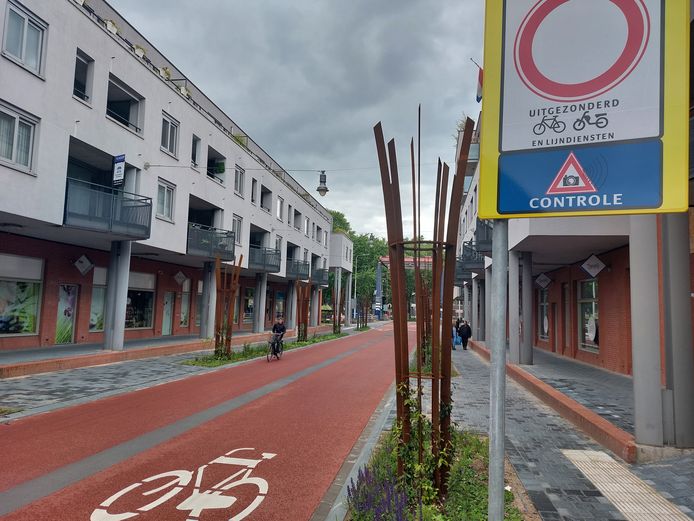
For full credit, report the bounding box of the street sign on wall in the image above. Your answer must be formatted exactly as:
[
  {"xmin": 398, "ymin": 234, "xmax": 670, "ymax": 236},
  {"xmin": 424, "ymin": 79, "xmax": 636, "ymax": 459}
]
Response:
[{"xmin": 479, "ymin": 0, "xmax": 689, "ymax": 219}]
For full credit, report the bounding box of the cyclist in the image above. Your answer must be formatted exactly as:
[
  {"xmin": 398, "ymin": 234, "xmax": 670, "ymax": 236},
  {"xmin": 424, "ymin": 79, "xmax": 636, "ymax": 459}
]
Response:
[{"xmin": 270, "ymin": 317, "xmax": 286, "ymax": 355}]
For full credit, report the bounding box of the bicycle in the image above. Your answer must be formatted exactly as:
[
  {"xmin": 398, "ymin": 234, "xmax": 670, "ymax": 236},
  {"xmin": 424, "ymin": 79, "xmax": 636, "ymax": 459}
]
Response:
[
  {"xmin": 532, "ymin": 115, "xmax": 566, "ymax": 135},
  {"xmin": 90, "ymin": 448, "xmax": 276, "ymax": 521},
  {"xmin": 266, "ymin": 333, "xmax": 283, "ymax": 362}
]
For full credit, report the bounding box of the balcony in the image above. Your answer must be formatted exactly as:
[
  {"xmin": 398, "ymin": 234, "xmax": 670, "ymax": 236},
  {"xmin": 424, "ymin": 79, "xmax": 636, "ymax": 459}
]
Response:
[
  {"xmin": 187, "ymin": 223, "xmax": 235, "ymax": 261},
  {"xmin": 248, "ymin": 246, "xmax": 281, "ymax": 273},
  {"xmin": 459, "ymin": 241, "xmax": 485, "ymax": 271},
  {"xmin": 474, "ymin": 220, "xmax": 494, "ymax": 254},
  {"xmin": 286, "ymin": 259, "xmax": 310, "ymax": 280},
  {"xmin": 63, "ymin": 178, "xmax": 151, "ymax": 239},
  {"xmin": 455, "ymin": 262, "xmax": 473, "ymax": 286},
  {"xmin": 312, "ymin": 268, "xmax": 329, "ymax": 286}
]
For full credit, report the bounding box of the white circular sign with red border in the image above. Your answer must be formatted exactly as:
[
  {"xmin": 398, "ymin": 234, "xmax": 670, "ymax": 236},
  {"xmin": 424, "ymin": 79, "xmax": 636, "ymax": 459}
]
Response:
[{"xmin": 500, "ymin": 0, "xmax": 661, "ymax": 153}]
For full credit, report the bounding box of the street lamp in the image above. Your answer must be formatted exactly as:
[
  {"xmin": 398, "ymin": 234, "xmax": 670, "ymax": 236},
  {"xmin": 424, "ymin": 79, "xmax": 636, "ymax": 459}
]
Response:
[{"xmin": 316, "ymin": 170, "xmax": 329, "ymax": 197}]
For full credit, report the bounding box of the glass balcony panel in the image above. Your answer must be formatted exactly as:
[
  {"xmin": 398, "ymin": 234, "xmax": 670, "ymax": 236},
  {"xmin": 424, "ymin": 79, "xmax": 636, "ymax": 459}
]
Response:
[
  {"xmin": 249, "ymin": 246, "xmax": 281, "ymax": 273},
  {"xmin": 187, "ymin": 223, "xmax": 235, "ymax": 261},
  {"xmin": 64, "ymin": 178, "xmax": 151, "ymax": 239}
]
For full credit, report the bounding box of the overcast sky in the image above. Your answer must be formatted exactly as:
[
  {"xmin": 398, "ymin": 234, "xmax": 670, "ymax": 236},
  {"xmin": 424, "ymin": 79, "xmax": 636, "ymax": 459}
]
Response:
[{"xmin": 110, "ymin": 0, "xmax": 485, "ymax": 238}]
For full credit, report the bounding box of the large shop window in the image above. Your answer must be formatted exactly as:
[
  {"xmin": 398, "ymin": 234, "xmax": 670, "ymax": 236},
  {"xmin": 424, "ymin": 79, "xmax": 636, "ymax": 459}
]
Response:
[
  {"xmin": 89, "ymin": 269, "xmax": 155, "ymax": 330},
  {"xmin": 578, "ymin": 280, "xmax": 599, "ymax": 353},
  {"xmin": 0, "ymin": 253, "xmax": 42, "ymax": 335},
  {"xmin": 537, "ymin": 288, "xmax": 549, "ymax": 341}
]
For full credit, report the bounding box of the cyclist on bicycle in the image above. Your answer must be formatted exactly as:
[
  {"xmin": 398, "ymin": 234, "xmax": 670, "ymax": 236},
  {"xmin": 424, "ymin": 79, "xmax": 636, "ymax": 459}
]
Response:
[{"xmin": 271, "ymin": 317, "xmax": 286, "ymax": 354}]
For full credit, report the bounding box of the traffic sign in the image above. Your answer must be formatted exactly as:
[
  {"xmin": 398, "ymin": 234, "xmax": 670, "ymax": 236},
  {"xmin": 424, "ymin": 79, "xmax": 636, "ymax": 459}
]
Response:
[{"xmin": 479, "ymin": 0, "xmax": 689, "ymax": 218}]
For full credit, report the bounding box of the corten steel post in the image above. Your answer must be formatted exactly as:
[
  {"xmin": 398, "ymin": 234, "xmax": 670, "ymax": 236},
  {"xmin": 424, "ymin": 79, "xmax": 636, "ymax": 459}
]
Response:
[
  {"xmin": 440, "ymin": 118, "xmax": 475, "ymax": 496},
  {"xmin": 374, "ymin": 123, "xmax": 411, "ymax": 456},
  {"xmin": 431, "ymin": 159, "xmax": 449, "ymax": 489},
  {"xmin": 223, "ymin": 255, "xmax": 243, "ymax": 356}
]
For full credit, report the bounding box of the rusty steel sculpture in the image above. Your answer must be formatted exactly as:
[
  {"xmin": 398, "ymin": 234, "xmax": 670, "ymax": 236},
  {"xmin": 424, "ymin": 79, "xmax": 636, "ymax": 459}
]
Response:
[
  {"xmin": 374, "ymin": 110, "xmax": 475, "ymax": 498},
  {"xmin": 213, "ymin": 255, "xmax": 243, "ymax": 357}
]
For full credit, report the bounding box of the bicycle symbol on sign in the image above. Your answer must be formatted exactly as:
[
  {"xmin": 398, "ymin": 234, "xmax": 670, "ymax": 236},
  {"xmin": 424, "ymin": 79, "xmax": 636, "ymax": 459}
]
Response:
[
  {"xmin": 532, "ymin": 115, "xmax": 566, "ymax": 135},
  {"xmin": 90, "ymin": 448, "xmax": 276, "ymax": 521}
]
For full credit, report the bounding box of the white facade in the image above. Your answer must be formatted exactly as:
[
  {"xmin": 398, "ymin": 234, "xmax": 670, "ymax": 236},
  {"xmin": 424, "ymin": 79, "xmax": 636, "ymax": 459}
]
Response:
[
  {"xmin": 0, "ymin": 0, "xmax": 331, "ymax": 274},
  {"xmin": 329, "ymin": 232, "xmax": 354, "ymax": 272}
]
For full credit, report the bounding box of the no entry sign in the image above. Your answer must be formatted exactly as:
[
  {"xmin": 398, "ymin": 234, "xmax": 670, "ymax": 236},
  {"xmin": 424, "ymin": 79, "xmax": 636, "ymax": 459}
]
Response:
[{"xmin": 479, "ymin": 0, "xmax": 689, "ymax": 218}]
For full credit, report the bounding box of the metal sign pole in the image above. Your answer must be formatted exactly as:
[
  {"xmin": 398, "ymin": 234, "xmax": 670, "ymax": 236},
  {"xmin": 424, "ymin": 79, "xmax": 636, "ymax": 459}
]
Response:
[{"xmin": 488, "ymin": 219, "xmax": 508, "ymax": 520}]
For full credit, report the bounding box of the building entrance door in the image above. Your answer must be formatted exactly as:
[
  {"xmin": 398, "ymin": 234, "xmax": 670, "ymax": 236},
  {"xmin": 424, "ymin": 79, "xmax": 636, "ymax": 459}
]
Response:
[
  {"xmin": 55, "ymin": 284, "xmax": 78, "ymax": 344},
  {"xmin": 162, "ymin": 291, "xmax": 175, "ymax": 336}
]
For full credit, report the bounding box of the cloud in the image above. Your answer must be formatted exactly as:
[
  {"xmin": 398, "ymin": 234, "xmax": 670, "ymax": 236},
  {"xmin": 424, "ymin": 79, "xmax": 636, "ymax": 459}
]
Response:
[{"xmin": 110, "ymin": 0, "xmax": 485, "ymax": 237}]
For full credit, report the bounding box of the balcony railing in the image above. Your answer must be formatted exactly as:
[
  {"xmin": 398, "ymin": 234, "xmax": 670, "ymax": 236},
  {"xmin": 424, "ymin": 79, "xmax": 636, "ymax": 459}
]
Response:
[
  {"xmin": 286, "ymin": 259, "xmax": 310, "ymax": 280},
  {"xmin": 248, "ymin": 246, "xmax": 281, "ymax": 273},
  {"xmin": 187, "ymin": 223, "xmax": 235, "ymax": 261},
  {"xmin": 459, "ymin": 241, "xmax": 485, "ymax": 271},
  {"xmin": 64, "ymin": 178, "xmax": 151, "ymax": 239},
  {"xmin": 475, "ymin": 219, "xmax": 494, "ymax": 253},
  {"xmin": 312, "ymin": 268, "xmax": 329, "ymax": 286}
]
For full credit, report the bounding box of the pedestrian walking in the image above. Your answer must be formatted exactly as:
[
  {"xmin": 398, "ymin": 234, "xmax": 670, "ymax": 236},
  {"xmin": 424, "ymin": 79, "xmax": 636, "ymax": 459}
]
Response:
[
  {"xmin": 452, "ymin": 320, "xmax": 461, "ymax": 350},
  {"xmin": 458, "ymin": 320, "xmax": 472, "ymax": 350}
]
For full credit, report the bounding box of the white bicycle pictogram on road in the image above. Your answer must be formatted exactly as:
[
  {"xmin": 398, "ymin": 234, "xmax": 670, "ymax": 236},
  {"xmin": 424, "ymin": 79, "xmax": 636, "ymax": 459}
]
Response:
[{"xmin": 90, "ymin": 448, "xmax": 276, "ymax": 521}]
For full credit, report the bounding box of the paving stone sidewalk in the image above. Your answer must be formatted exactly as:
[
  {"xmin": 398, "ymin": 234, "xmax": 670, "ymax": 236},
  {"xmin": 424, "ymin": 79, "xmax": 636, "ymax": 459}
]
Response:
[
  {"xmin": 522, "ymin": 349, "xmax": 635, "ymax": 434},
  {"xmin": 447, "ymin": 348, "xmax": 694, "ymax": 520}
]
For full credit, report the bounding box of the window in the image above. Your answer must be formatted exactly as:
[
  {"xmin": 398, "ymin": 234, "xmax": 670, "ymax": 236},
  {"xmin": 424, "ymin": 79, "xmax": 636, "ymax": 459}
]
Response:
[
  {"xmin": 537, "ymin": 288, "xmax": 549, "ymax": 341},
  {"xmin": 312, "ymin": 223, "xmax": 316, "ymax": 240},
  {"xmin": 234, "ymin": 164, "xmax": 244, "ymax": 196},
  {"xmin": 578, "ymin": 280, "xmax": 599, "ymax": 353},
  {"xmin": 0, "ymin": 253, "xmax": 42, "ymax": 336},
  {"xmin": 251, "ymin": 178, "xmax": 257, "ymax": 204},
  {"xmin": 106, "ymin": 75, "xmax": 143, "ymax": 133},
  {"xmin": 191, "ymin": 135, "xmax": 200, "ymax": 167},
  {"xmin": 243, "ymin": 287, "xmax": 254, "ymax": 324},
  {"xmin": 206, "ymin": 146, "xmax": 225, "ymax": 183},
  {"xmin": 195, "ymin": 280, "xmax": 203, "ymax": 327},
  {"xmin": 180, "ymin": 279, "xmax": 190, "ymax": 327},
  {"xmin": 260, "ymin": 185, "xmax": 272, "ymax": 212},
  {"xmin": 73, "ymin": 49, "xmax": 93, "ymax": 102},
  {"xmin": 304, "ymin": 217, "xmax": 310, "ymax": 236},
  {"xmin": 160, "ymin": 113, "xmax": 179, "ymax": 156},
  {"xmin": 3, "ymin": 2, "xmax": 45, "ymax": 74},
  {"xmin": 323, "ymin": 230, "xmax": 328, "ymax": 246},
  {"xmin": 232, "ymin": 214, "xmax": 242, "ymax": 245},
  {"xmin": 125, "ymin": 272, "xmax": 155, "ymax": 329},
  {"xmin": 156, "ymin": 179, "xmax": 175, "ymax": 221},
  {"xmin": 276, "ymin": 197, "xmax": 284, "ymax": 220},
  {"xmin": 275, "ymin": 235, "xmax": 282, "ymax": 251},
  {"xmin": 316, "ymin": 226, "xmax": 322, "ymax": 244},
  {"xmin": 0, "ymin": 103, "xmax": 36, "ymax": 170},
  {"xmin": 287, "ymin": 204, "xmax": 292, "ymax": 225}
]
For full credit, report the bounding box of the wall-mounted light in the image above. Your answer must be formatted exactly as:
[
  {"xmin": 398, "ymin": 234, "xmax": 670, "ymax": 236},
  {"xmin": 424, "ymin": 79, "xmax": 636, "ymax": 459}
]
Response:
[{"xmin": 316, "ymin": 170, "xmax": 329, "ymax": 197}]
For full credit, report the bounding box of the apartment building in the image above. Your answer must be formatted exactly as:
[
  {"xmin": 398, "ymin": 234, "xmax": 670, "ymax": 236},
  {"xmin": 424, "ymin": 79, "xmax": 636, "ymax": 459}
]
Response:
[{"xmin": 0, "ymin": 0, "xmax": 333, "ymax": 351}]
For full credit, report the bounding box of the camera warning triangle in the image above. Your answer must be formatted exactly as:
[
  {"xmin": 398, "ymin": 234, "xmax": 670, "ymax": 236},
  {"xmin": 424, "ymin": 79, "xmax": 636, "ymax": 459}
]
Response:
[{"xmin": 546, "ymin": 152, "xmax": 597, "ymax": 195}]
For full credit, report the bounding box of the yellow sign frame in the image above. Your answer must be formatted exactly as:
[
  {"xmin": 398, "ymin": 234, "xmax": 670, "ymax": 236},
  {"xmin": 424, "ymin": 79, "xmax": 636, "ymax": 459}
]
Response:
[{"xmin": 479, "ymin": 0, "xmax": 690, "ymax": 219}]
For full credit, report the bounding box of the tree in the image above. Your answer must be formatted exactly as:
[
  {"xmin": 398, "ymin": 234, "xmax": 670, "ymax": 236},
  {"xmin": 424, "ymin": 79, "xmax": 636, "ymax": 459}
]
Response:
[{"xmin": 329, "ymin": 209, "xmax": 352, "ymax": 234}]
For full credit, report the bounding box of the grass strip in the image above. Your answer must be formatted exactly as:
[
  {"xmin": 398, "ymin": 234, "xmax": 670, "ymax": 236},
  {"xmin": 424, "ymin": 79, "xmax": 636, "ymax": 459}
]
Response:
[{"xmin": 182, "ymin": 332, "xmax": 348, "ymax": 368}]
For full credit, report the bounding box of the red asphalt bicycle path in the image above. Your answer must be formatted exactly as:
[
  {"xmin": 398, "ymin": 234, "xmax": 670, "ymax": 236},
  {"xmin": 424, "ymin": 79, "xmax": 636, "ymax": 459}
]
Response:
[
  {"xmin": 0, "ymin": 325, "xmax": 394, "ymax": 492},
  {"xmin": 3, "ymin": 324, "xmax": 414, "ymax": 521}
]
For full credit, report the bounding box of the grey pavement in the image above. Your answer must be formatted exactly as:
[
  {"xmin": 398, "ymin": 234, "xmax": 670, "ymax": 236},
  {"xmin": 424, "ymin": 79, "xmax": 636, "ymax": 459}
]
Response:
[
  {"xmin": 523, "ymin": 349, "xmax": 635, "ymax": 434},
  {"xmin": 449, "ymin": 348, "xmax": 694, "ymax": 520}
]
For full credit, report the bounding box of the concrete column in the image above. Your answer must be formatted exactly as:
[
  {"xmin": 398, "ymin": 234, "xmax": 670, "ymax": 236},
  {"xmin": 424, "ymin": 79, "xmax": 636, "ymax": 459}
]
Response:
[
  {"xmin": 310, "ymin": 285, "xmax": 320, "ymax": 326},
  {"xmin": 286, "ymin": 280, "xmax": 296, "ymax": 329},
  {"xmin": 200, "ymin": 261, "xmax": 216, "ymax": 338},
  {"xmin": 629, "ymin": 215, "xmax": 664, "ymax": 447},
  {"xmin": 509, "ymin": 250, "xmax": 521, "ymax": 364},
  {"xmin": 253, "ymin": 273, "xmax": 268, "ymax": 333},
  {"xmin": 485, "ymin": 266, "xmax": 492, "ymax": 343},
  {"xmin": 103, "ymin": 240, "xmax": 131, "ymax": 350},
  {"xmin": 345, "ymin": 272, "xmax": 353, "ymax": 326},
  {"xmin": 661, "ymin": 213, "xmax": 694, "ymax": 447},
  {"xmin": 521, "ymin": 252, "xmax": 533, "ymax": 365},
  {"xmin": 472, "ymin": 278, "xmax": 480, "ymax": 339},
  {"xmin": 479, "ymin": 280, "xmax": 486, "ymax": 341}
]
